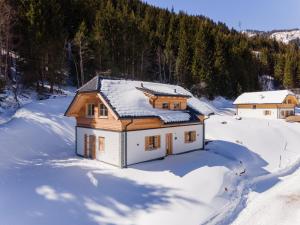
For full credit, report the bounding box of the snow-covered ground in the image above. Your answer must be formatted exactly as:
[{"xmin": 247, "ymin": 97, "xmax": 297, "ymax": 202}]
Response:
[
  {"xmin": 242, "ymin": 29, "xmax": 300, "ymax": 45},
  {"xmin": 0, "ymin": 89, "xmax": 37, "ymax": 124},
  {"xmin": 0, "ymin": 92, "xmax": 300, "ymax": 225},
  {"xmin": 232, "ymin": 167, "xmax": 300, "ymax": 225},
  {"xmin": 270, "ymin": 29, "xmax": 300, "ymax": 44},
  {"xmin": 0, "ymin": 85, "xmax": 76, "ymax": 124}
]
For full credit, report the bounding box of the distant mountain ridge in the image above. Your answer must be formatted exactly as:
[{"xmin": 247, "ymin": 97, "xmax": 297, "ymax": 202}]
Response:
[{"xmin": 242, "ymin": 29, "xmax": 300, "ymax": 45}]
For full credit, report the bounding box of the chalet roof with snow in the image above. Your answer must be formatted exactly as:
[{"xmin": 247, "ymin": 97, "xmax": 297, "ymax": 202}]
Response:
[
  {"xmin": 233, "ymin": 90, "xmax": 296, "ymax": 105},
  {"xmin": 76, "ymin": 76, "xmax": 209, "ymax": 123}
]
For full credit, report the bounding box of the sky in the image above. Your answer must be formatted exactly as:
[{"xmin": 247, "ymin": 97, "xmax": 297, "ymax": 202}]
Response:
[{"xmin": 142, "ymin": 0, "xmax": 300, "ymax": 31}]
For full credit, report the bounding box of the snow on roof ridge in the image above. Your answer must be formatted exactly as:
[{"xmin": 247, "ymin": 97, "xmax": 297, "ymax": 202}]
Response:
[
  {"xmin": 233, "ymin": 89, "xmax": 295, "ymax": 105},
  {"xmin": 100, "ymin": 77, "xmax": 213, "ymax": 122}
]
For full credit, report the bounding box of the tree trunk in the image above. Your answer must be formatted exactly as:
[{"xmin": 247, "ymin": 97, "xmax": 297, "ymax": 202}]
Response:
[
  {"xmin": 79, "ymin": 40, "xmax": 84, "ymax": 86},
  {"xmin": 50, "ymin": 80, "xmax": 54, "ymax": 93},
  {"xmin": 157, "ymin": 47, "xmax": 162, "ymax": 82},
  {"xmin": 140, "ymin": 49, "xmax": 144, "ymax": 77},
  {"xmin": 4, "ymin": 33, "xmax": 9, "ymax": 81}
]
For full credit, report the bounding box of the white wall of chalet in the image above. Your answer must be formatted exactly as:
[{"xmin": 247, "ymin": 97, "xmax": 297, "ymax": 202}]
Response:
[
  {"xmin": 237, "ymin": 107, "xmax": 295, "ymax": 119},
  {"xmin": 126, "ymin": 124, "xmax": 204, "ymax": 165},
  {"xmin": 76, "ymin": 124, "xmax": 204, "ymax": 167},
  {"xmin": 237, "ymin": 108, "xmax": 278, "ymax": 119},
  {"xmin": 76, "ymin": 127, "xmax": 122, "ymax": 166}
]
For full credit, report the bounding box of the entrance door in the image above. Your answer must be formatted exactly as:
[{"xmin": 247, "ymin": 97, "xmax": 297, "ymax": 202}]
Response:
[
  {"xmin": 166, "ymin": 133, "xmax": 173, "ymax": 155},
  {"xmin": 84, "ymin": 134, "xmax": 96, "ymax": 159}
]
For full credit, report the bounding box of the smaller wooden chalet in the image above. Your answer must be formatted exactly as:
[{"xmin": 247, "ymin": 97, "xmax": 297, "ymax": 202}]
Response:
[
  {"xmin": 233, "ymin": 90, "xmax": 298, "ymax": 119},
  {"xmin": 65, "ymin": 76, "xmax": 206, "ymax": 167}
]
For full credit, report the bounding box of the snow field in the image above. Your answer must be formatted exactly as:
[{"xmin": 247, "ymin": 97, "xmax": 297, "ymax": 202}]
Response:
[{"xmin": 0, "ymin": 93, "xmax": 300, "ymax": 225}]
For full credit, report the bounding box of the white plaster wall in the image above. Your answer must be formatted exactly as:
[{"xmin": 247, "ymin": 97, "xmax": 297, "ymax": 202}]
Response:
[
  {"xmin": 126, "ymin": 124, "xmax": 203, "ymax": 165},
  {"xmin": 76, "ymin": 127, "xmax": 122, "ymax": 166},
  {"xmin": 237, "ymin": 108, "xmax": 278, "ymax": 119}
]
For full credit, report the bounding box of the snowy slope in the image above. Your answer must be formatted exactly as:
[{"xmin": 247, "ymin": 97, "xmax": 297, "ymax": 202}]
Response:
[
  {"xmin": 243, "ymin": 29, "xmax": 300, "ymax": 45},
  {"xmin": 232, "ymin": 167, "xmax": 300, "ymax": 225},
  {"xmin": 270, "ymin": 29, "xmax": 300, "ymax": 44},
  {"xmin": 0, "ymin": 93, "xmax": 300, "ymax": 225}
]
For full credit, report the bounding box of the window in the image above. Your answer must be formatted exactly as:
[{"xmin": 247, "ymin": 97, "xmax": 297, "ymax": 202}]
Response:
[
  {"xmin": 184, "ymin": 131, "xmax": 196, "ymax": 143},
  {"xmin": 264, "ymin": 110, "xmax": 271, "ymax": 116},
  {"xmin": 252, "ymin": 105, "xmax": 257, "ymax": 109},
  {"xmin": 145, "ymin": 135, "xmax": 160, "ymax": 150},
  {"xmin": 86, "ymin": 104, "xmax": 95, "ymax": 117},
  {"xmin": 98, "ymin": 137, "xmax": 105, "ymax": 152},
  {"xmin": 287, "ymin": 99, "xmax": 292, "ymax": 104},
  {"xmin": 173, "ymin": 102, "xmax": 181, "ymax": 110},
  {"xmin": 99, "ymin": 103, "xmax": 108, "ymax": 117},
  {"xmin": 162, "ymin": 102, "xmax": 169, "ymax": 109}
]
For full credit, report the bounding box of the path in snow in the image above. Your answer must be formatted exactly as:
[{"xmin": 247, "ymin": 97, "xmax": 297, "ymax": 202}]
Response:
[
  {"xmin": 205, "ymin": 115, "xmax": 300, "ymax": 225},
  {"xmin": 232, "ymin": 167, "xmax": 300, "ymax": 225}
]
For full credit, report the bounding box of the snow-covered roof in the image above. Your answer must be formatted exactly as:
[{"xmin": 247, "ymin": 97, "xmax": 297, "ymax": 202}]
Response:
[
  {"xmin": 77, "ymin": 76, "xmax": 209, "ymax": 123},
  {"xmin": 233, "ymin": 90, "xmax": 295, "ymax": 105}
]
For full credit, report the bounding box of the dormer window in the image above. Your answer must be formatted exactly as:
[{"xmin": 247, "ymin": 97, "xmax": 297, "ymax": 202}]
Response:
[
  {"xmin": 86, "ymin": 104, "xmax": 95, "ymax": 117},
  {"xmin": 162, "ymin": 102, "xmax": 170, "ymax": 109},
  {"xmin": 99, "ymin": 103, "xmax": 108, "ymax": 117},
  {"xmin": 174, "ymin": 102, "xmax": 181, "ymax": 110}
]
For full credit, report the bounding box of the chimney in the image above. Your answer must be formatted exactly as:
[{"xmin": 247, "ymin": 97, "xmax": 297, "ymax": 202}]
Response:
[
  {"xmin": 141, "ymin": 83, "xmax": 144, "ymax": 88},
  {"xmin": 174, "ymin": 89, "xmax": 177, "ymax": 93}
]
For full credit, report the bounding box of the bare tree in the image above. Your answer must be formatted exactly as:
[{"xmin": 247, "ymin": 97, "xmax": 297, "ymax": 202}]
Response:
[
  {"xmin": 0, "ymin": 0, "xmax": 15, "ymax": 81},
  {"xmin": 74, "ymin": 21, "xmax": 88, "ymax": 86}
]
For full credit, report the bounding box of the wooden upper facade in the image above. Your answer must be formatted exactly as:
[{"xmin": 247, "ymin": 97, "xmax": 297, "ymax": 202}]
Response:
[
  {"xmin": 65, "ymin": 79, "xmax": 204, "ymax": 132},
  {"xmin": 143, "ymin": 92, "xmax": 188, "ymax": 111}
]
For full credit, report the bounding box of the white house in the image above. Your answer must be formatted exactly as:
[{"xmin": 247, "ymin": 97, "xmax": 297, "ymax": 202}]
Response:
[
  {"xmin": 233, "ymin": 90, "xmax": 298, "ymax": 119},
  {"xmin": 65, "ymin": 76, "xmax": 206, "ymax": 167}
]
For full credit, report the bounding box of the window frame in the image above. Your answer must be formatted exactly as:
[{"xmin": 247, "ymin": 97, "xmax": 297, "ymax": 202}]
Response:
[
  {"xmin": 173, "ymin": 102, "xmax": 181, "ymax": 110},
  {"xmin": 145, "ymin": 135, "xmax": 160, "ymax": 151},
  {"xmin": 184, "ymin": 131, "xmax": 196, "ymax": 143},
  {"xmin": 162, "ymin": 102, "xmax": 170, "ymax": 109},
  {"xmin": 99, "ymin": 103, "xmax": 108, "ymax": 118},
  {"xmin": 86, "ymin": 103, "xmax": 95, "ymax": 118},
  {"xmin": 98, "ymin": 136, "xmax": 105, "ymax": 152}
]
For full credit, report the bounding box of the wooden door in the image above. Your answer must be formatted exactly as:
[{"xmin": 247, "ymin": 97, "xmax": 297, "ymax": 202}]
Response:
[
  {"xmin": 86, "ymin": 135, "xmax": 96, "ymax": 159},
  {"xmin": 166, "ymin": 133, "xmax": 173, "ymax": 155}
]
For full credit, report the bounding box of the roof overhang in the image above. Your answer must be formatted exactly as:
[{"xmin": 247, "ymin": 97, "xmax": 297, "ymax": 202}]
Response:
[{"xmin": 64, "ymin": 91, "xmax": 120, "ymax": 120}]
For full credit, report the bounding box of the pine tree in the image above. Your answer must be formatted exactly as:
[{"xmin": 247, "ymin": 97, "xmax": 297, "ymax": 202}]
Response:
[
  {"xmin": 175, "ymin": 15, "xmax": 190, "ymax": 86},
  {"xmin": 274, "ymin": 54, "xmax": 285, "ymax": 83},
  {"xmin": 191, "ymin": 23, "xmax": 214, "ymax": 97},
  {"xmin": 283, "ymin": 46, "xmax": 297, "ymax": 88},
  {"xmin": 214, "ymin": 34, "xmax": 231, "ymax": 96},
  {"xmin": 164, "ymin": 12, "xmax": 178, "ymax": 83}
]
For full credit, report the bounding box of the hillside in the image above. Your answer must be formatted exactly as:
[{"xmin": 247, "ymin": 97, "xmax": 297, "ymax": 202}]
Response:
[
  {"xmin": 1, "ymin": 92, "xmax": 300, "ymax": 225},
  {"xmin": 1, "ymin": 0, "xmax": 300, "ymax": 100}
]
